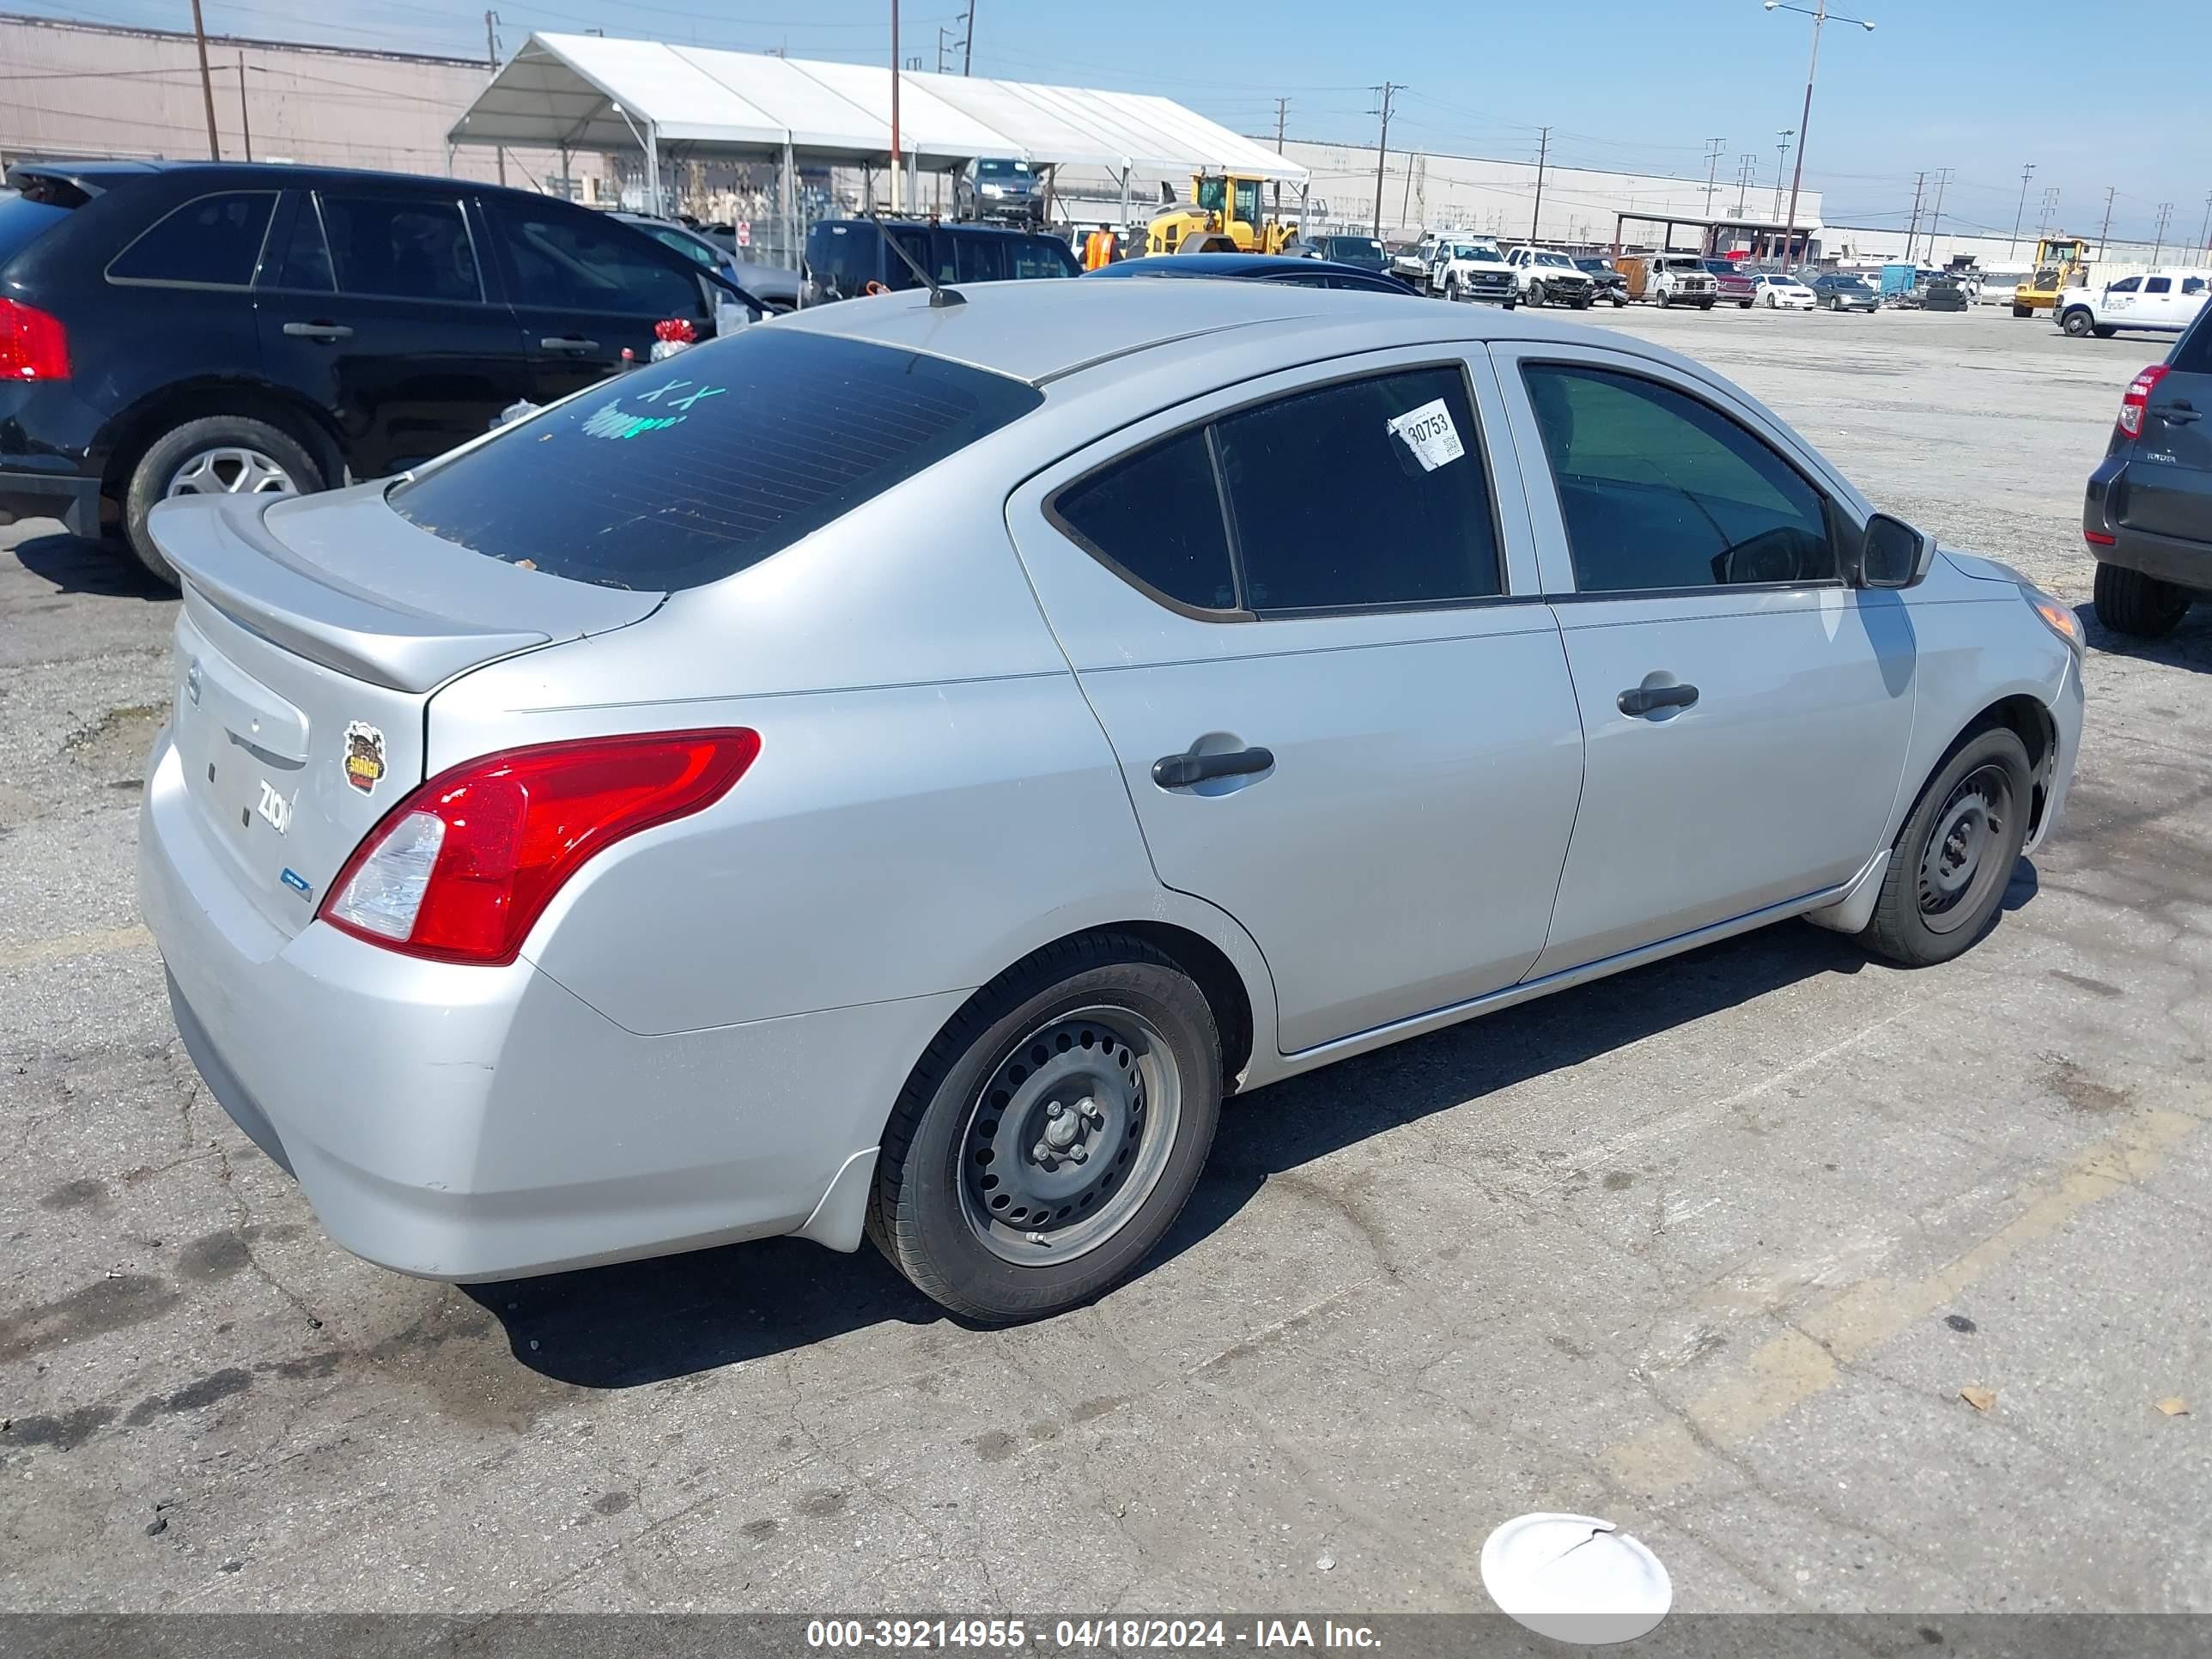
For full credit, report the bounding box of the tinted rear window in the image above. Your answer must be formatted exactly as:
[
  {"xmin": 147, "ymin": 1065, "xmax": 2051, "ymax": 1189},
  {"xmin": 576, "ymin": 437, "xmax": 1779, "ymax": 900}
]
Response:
[
  {"xmin": 0, "ymin": 190, "xmax": 73, "ymax": 267},
  {"xmin": 108, "ymin": 191, "xmax": 276, "ymax": 287},
  {"xmin": 389, "ymin": 329, "xmax": 1042, "ymax": 592},
  {"xmin": 2176, "ymin": 307, "xmax": 2212, "ymax": 375}
]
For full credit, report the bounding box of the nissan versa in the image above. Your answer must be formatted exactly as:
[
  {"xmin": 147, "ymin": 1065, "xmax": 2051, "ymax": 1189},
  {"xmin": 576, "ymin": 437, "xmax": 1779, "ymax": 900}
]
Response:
[{"xmin": 137, "ymin": 282, "xmax": 2084, "ymax": 1322}]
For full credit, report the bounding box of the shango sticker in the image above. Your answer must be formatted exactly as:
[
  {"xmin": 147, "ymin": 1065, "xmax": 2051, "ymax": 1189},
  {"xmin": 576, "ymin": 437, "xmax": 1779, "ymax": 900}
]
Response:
[
  {"xmin": 343, "ymin": 721, "xmax": 386, "ymax": 796},
  {"xmin": 1386, "ymin": 398, "xmax": 1465, "ymax": 472}
]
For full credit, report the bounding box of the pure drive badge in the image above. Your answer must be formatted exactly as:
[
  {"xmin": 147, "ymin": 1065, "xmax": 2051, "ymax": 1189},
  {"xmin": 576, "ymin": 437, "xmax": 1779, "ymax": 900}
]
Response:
[{"xmin": 343, "ymin": 721, "xmax": 387, "ymax": 796}]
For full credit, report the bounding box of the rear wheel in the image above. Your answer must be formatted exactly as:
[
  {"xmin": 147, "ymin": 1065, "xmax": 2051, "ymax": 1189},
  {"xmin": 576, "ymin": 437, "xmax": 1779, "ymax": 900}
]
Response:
[
  {"xmin": 2094, "ymin": 560, "xmax": 2191, "ymax": 638},
  {"xmin": 2012, "ymin": 303, "xmax": 2033, "ymax": 319},
  {"xmin": 2093, "ymin": 325, "xmax": 2117, "ymax": 339},
  {"xmin": 1858, "ymin": 728, "xmax": 2033, "ymax": 967},
  {"xmin": 866, "ymin": 933, "xmax": 1223, "ymax": 1323},
  {"xmin": 122, "ymin": 415, "xmax": 324, "ymax": 587}
]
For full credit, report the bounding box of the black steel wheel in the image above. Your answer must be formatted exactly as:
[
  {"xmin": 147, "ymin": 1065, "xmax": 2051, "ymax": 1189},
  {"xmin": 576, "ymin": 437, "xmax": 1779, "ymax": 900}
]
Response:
[
  {"xmin": 1857, "ymin": 726, "xmax": 2033, "ymax": 966},
  {"xmin": 1525, "ymin": 280, "xmax": 1545, "ymax": 308},
  {"xmin": 867, "ymin": 933, "xmax": 1222, "ymax": 1322}
]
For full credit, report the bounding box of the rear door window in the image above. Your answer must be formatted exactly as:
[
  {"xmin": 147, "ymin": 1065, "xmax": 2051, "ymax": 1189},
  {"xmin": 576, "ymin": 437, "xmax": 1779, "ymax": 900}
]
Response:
[
  {"xmin": 1215, "ymin": 366, "xmax": 1503, "ymax": 611},
  {"xmin": 488, "ymin": 199, "xmax": 701, "ymax": 317},
  {"xmin": 266, "ymin": 196, "xmax": 334, "ymax": 291},
  {"xmin": 317, "ymin": 194, "xmax": 481, "ymax": 302},
  {"xmin": 1052, "ymin": 429, "xmax": 1237, "ymax": 612},
  {"xmin": 388, "ymin": 329, "xmax": 1042, "ymax": 592},
  {"xmin": 1012, "ymin": 237, "xmax": 1079, "ymax": 279},
  {"xmin": 2146, "ymin": 276, "xmax": 2172, "ymax": 295},
  {"xmin": 951, "ymin": 234, "xmax": 1010, "ymax": 283},
  {"xmin": 108, "ymin": 191, "xmax": 276, "ymax": 288}
]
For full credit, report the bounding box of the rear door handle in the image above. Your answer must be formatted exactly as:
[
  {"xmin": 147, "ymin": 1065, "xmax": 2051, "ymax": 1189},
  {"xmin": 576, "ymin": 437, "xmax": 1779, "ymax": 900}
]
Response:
[
  {"xmin": 282, "ymin": 321, "xmax": 352, "ymax": 341},
  {"xmin": 2155, "ymin": 401, "xmax": 2201, "ymax": 423},
  {"xmin": 1152, "ymin": 746, "xmax": 1274, "ymax": 789},
  {"xmin": 540, "ymin": 336, "xmax": 602, "ymax": 352},
  {"xmin": 1618, "ymin": 683, "xmax": 1700, "ymax": 717}
]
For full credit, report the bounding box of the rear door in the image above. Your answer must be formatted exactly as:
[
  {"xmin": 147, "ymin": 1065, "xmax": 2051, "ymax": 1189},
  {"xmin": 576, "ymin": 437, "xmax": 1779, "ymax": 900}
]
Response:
[
  {"xmin": 1007, "ymin": 349, "xmax": 1587, "ymax": 1054},
  {"xmin": 2139, "ymin": 275, "xmax": 2179, "ymax": 331},
  {"xmin": 104, "ymin": 185, "xmax": 281, "ymax": 420},
  {"xmin": 478, "ymin": 195, "xmax": 720, "ymax": 404},
  {"xmin": 1492, "ymin": 343, "xmax": 1917, "ymax": 975},
  {"xmin": 2115, "ymin": 315, "xmax": 2212, "ymax": 545},
  {"xmin": 254, "ymin": 186, "xmax": 532, "ymax": 479}
]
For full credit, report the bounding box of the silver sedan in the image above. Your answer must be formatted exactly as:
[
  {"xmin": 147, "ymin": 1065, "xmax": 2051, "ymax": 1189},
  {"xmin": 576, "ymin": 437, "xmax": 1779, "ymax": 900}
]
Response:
[{"xmin": 137, "ymin": 281, "xmax": 2085, "ymax": 1322}]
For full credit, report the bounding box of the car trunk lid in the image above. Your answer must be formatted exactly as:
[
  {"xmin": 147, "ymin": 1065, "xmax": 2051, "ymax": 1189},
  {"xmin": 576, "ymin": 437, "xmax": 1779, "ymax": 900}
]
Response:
[{"xmin": 149, "ymin": 486, "xmax": 661, "ymax": 933}]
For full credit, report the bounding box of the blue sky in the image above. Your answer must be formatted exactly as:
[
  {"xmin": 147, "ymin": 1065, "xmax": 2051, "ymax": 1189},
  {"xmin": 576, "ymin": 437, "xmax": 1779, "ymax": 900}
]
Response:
[{"xmin": 14, "ymin": 0, "xmax": 2208, "ymax": 242}]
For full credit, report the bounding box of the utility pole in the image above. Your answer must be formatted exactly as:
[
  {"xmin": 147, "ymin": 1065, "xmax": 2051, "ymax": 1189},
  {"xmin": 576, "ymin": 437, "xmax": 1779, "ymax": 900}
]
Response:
[
  {"xmin": 190, "ymin": 0, "xmax": 221, "ymax": 161},
  {"xmin": 962, "ymin": 1, "xmax": 974, "ymax": 74},
  {"xmin": 236, "ymin": 52, "xmax": 252, "ymax": 163},
  {"xmin": 890, "ymin": 0, "xmax": 902, "ymax": 214},
  {"xmin": 1924, "ymin": 166, "xmax": 1952, "ymax": 261},
  {"xmin": 1903, "ymin": 169, "xmax": 1924, "ymax": 263},
  {"xmin": 2198, "ymin": 189, "xmax": 2211, "ymax": 259},
  {"xmin": 2038, "ymin": 185, "xmax": 2059, "ymax": 237},
  {"xmin": 2098, "ymin": 185, "xmax": 2116, "ymax": 258},
  {"xmin": 1369, "ymin": 82, "xmax": 1401, "ymax": 240},
  {"xmin": 1734, "ymin": 153, "xmax": 1757, "ymax": 217},
  {"xmin": 484, "ymin": 11, "xmax": 505, "ymax": 185},
  {"xmin": 1771, "ymin": 129, "xmax": 1795, "ymax": 222},
  {"xmin": 1529, "ymin": 125, "xmax": 1550, "ymax": 243},
  {"xmin": 937, "ymin": 27, "xmax": 951, "ymax": 72},
  {"xmin": 2009, "ymin": 161, "xmax": 2035, "ymax": 255},
  {"xmin": 1273, "ymin": 96, "xmax": 1288, "ymax": 219},
  {"xmin": 1702, "ymin": 137, "xmax": 1724, "ymax": 215},
  {"xmin": 2152, "ymin": 200, "xmax": 2172, "ymax": 265}
]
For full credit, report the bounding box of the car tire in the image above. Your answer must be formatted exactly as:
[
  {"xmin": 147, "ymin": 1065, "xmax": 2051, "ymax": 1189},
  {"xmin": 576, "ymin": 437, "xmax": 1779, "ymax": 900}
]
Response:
[
  {"xmin": 1857, "ymin": 726, "xmax": 2033, "ymax": 968},
  {"xmin": 122, "ymin": 415, "xmax": 325, "ymax": 587},
  {"xmin": 1525, "ymin": 281, "xmax": 1545, "ymax": 309},
  {"xmin": 866, "ymin": 932, "xmax": 1223, "ymax": 1324},
  {"xmin": 1572, "ymin": 293, "xmax": 1593, "ymax": 310},
  {"xmin": 2093, "ymin": 325, "xmax": 2117, "ymax": 339},
  {"xmin": 1698, "ymin": 299, "xmax": 1715, "ymax": 310},
  {"xmin": 1444, "ymin": 276, "xmax": 1460, "ymax": 303},
  {"xmin": 2061, "ymin": 308, "xmax": 2094, "ymax": 337},
  {"xmin": 1738, "ymin": 299, "xmax": 1753, "ymax": 308},
  {"xmin": 2093, "ymin": 560, "xmax": 2191, "ymax": 638},
  {"xmin": 2012, "ymin": 303, "xmax": 2033, "ymax": 319}
]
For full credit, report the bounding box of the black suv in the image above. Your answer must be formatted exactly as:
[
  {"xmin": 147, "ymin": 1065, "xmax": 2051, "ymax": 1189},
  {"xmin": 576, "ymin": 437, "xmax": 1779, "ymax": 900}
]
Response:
[
  {"xmin": 2084, "ymin": 304, "xmax": 2212, "ymax": 636},
  {"xmin": 802, "ymin": 217, "xmax": 1079, "ymax": 304},
  {"xmin": 0, "ymin": 159, "xmax": 757, "ymax": 583}
]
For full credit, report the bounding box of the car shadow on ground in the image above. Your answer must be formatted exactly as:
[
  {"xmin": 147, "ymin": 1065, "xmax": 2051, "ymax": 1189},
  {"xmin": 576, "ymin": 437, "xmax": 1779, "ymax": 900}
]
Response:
[
  {"xmin": 2075, "ymin": 599, "xmax": 2212, "ymax": 672},
  {"xmin": 10, "ymin": 530, "xmax": 173, "ymax": 599},
  {"xmin": 473, "ymin": 914, "xmax": 1919, "ymax": 1389}
]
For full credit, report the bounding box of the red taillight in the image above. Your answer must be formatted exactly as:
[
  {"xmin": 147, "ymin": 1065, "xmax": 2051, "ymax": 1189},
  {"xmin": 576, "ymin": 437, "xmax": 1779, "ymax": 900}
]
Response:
[
  {"xmin": 2117, "ymin": 363, "xmax": 2169, "ymax": 440},
  {"xmin": 319, "ymin": 729, "xmax": 759, "ymax": 965},
  {"xmin": 2084, "ymin": 530, "xmax": 2117, "ymax": 546},
  {"xmin": 0, "ymin": 297, "xmax": 70, "ymax": 381}
]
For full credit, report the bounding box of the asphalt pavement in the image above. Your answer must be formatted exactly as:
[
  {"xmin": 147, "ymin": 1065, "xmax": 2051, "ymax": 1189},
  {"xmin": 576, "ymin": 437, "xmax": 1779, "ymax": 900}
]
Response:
[{"xmin": 3, "ymin": 302, "xmax": 2209, "ymax": 1615}]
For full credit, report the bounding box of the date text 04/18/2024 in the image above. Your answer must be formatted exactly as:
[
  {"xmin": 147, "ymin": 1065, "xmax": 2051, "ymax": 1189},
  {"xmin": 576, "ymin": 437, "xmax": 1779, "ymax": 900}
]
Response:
[{"xmin": 805, "ymin": 1620, "xmax": 1382, "ymax": 1650}]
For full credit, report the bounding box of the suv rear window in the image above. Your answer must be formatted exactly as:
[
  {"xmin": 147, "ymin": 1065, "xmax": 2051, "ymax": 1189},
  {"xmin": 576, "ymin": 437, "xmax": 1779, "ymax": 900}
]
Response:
[
  {"xmin": 0, "ymin": 190, "xmax": 73, "ymax": 267},
  {"xmin": 2173, "ymin": 302, "xmax": 2212, "ymax": 375},
  {"xmin": 108, "ymin": 191, "xmax": 276, "ymax": 288},
  {"xmin": 389, "ymin": 329, "xmax": 1042, "ymax": 592}
]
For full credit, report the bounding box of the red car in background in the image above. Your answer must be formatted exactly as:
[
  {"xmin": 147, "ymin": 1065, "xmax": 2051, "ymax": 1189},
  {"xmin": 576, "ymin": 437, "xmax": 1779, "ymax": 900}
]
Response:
[{"xmin": 1704, "ymin": 259, "xmax": 1757, "ymax": 307}]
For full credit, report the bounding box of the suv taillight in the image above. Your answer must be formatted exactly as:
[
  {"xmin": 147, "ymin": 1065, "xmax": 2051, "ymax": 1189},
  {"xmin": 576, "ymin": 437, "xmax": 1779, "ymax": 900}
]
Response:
[
  {"xmin": 319, "ymin": 729, "xmax": 760, "ymax": 965},
  {"xmin": 2117, "ymin": 363, "xmax": 2169, "ymax": 441},
  {"xmin": 0, "ymin": 297, "xmax": 70, "ymax": 381}
]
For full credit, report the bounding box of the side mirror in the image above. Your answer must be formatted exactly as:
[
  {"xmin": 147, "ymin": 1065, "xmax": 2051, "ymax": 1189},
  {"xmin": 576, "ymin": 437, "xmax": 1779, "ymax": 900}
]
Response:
[{"xmin": 1852, "ymin": 512, "xmax": 1935, "ymax": 589}]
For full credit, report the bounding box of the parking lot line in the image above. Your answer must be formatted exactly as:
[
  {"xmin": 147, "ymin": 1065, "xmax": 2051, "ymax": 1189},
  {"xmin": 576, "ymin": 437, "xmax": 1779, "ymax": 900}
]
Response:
[
  {"xmin": 0, "ymin": 923, "xmax": 152, "ymax": 973},
  {"xmin": 1600, "ymin": 1097, "xmax": 2206, "ymax": 1497}
]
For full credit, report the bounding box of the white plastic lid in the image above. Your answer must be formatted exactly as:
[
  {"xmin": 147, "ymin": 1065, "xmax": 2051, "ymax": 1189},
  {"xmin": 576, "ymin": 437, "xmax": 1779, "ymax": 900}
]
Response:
[{"xmin": 1480, "ymin": 1512, "xmax": 1673, "ymax": 1645}]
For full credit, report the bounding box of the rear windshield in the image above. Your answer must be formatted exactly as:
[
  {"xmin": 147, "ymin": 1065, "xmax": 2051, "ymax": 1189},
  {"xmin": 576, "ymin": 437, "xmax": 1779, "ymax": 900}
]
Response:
[
  {"xmin": 0, "ymin": 190, "xmax": 72, "ymax": 267},
  {"xmin": 2174, "ymin": 304, "xmax": 2212, "ymax": 375},
  {"xmin": 388, "ymin": 328, "xmax": 1042, "ymax": 592}
]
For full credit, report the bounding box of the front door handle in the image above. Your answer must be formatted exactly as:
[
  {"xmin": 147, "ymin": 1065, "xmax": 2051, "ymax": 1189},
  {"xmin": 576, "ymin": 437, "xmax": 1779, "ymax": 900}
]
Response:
[
  {"xmin": 282, "ymin": 320, "xmax": 353, "ymax": 341},
  {"xmin": 540, "ymin": 335, "xmax": 602, "ymax": 353},
  {"xmin": 1618, "ymin": 683, "xmax": 1700, "ymax": 718},
  {"xmin": 1152, "ymin": 746, "xmax": 1274, "ymax": 789}
]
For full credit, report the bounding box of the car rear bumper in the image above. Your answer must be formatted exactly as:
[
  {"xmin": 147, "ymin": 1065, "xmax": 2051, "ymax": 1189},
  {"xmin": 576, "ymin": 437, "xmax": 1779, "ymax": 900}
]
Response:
[
  {"xmin": 2084, "ymin": 457, "xmax": 2212, "ymax": 591},
  {"xmin": 0, "ymin": 465, "xmax": 100, "ymax": 538},
  {"xmin": 137, "ymin": 726, "xmax": 962, "ymax": 1280}
]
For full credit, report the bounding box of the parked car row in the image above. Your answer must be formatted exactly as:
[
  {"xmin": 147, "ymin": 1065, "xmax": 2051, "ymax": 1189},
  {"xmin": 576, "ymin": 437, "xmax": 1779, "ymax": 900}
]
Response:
[{"xmin": 0, "ymin": 159, "xmax": 765, "ymax": 584}]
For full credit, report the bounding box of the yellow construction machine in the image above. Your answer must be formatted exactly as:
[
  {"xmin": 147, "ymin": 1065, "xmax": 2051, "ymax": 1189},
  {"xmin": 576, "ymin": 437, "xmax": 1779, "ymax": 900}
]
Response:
[
  {"xmin": 1146, "ymin": 173, "xmax": 1294, "ymax": 256},
  {"xmin": 2012, "ymin": 234, "xmax": 2089, "ymax": 318}
]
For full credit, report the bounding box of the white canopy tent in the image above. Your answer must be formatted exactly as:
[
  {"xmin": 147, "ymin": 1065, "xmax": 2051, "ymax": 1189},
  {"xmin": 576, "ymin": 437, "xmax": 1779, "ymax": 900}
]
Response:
[{"xmin": 450, "ymin": 33, "xmax": 1308, "ymax": 249}]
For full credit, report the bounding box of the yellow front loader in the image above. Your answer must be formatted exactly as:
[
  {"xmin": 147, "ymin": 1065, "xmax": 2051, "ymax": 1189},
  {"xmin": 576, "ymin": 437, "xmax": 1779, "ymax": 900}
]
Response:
[{"xmin": 1145, "ymin": 173, "xmax": 1294, "ymax": 256}]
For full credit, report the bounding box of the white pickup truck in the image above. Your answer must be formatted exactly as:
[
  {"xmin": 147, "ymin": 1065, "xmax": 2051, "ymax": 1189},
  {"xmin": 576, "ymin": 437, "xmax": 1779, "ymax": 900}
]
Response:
[
  {"xmin": 2055, "ymin": 269, "xmax": 2211, "ymax": 340},
  {"xmin": 1504, "ymin": 246, "xmax": 1595, "ymax": 309},
  {"xmin": 1428, "ymin": 236, "xmax": 1518, "ymax": 305}
]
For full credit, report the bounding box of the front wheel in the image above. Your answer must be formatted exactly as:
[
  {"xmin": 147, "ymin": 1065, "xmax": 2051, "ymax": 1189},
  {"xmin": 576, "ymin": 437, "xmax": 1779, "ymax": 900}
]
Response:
[
  {"xmin": 1524, "ymin": 281, "xmax": 1545, "ymax": 308},
  {"xmin": 866, "ymin": 933, "xmax": 1223, "ymax": 1323},
  {"xmin": 2094, "ymin": 559, "xmax": 2191, "ymax": 638},
  {"xmin": 1857, "ymin": 727, "xmax": 2033, "ymax": 967},
  {"xmin": 1738, "ymin": 299, "xmax": 1753, "ymax": 308},
  {"xmin": 2012, "ymin": 303, "xmax": 2033, "ymax": 319},
  {"xmin": 1443, "ymin": 276, "xmax": 1460, "ymax": 303},
  {"xmin": 1698, "ymin": 299, "xmax": 1715, "ymax": 310},
  {"xmin": 1571, "ymin": 292, "xmax": 1593, "ymax": 310},
  {"xmin": 2061, "ymin": 308, "xmax": 2094, "ymax": 337}
]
